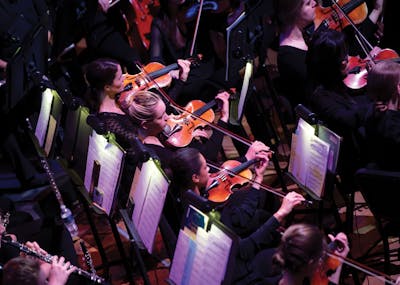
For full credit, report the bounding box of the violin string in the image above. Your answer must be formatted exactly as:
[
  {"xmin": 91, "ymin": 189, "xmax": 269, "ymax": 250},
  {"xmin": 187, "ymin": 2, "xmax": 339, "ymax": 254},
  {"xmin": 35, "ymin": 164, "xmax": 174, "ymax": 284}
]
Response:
[
  {"xmin": 330, "ymin": 0, "xmax": 374, "ymax": 52},
  {"xmin": 166, "ymin": 101, "xmax": 253, "ymax": 147},
  {"xmin": 327, "ymin": 252, "xmax": 397, "ymax": 285}
]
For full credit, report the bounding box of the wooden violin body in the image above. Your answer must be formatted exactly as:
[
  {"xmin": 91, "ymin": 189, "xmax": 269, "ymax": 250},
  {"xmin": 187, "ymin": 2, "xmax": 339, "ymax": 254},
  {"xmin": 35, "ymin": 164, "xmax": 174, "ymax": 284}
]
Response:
[
  {"xmin": 164, "ymin": 99, "xmax": 216, "ymax": 148},
  {"xmin": 206, "ymin": 159, "xmax": 258, "ymax": 203},
  {"xmin": 344, "ymin": 49, "xmax": 400, "ymax": 89},
  {"xmin": 313, "ymin": 0, "xmax": 367, "ymax": 32},
  {"xmin": 311, "ymin": 240, "xmax": 343, "ymax": 285}
]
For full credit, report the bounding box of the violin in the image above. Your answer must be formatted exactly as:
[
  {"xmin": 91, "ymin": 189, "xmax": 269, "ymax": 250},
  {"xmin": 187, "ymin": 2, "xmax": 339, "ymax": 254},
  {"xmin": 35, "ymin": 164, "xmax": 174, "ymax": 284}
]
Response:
[
  {"xmin": 311, "ymin": 239, "xmax": 345, "ymax": 285},
  {"xmin": 163, "ymin": 99, "xmax": 218, "ymax": 148},
  {"xmin": 118, "ymin": 56, "xmax": 201, "ymax": 103},
  {"xmin": 109, "ymin": 0, "xmax": 160, "ymax": 50},
  {"xmin": 205, "ymin": 159, "xmax": 259, "ymax": 203},
  {"xmin": 344, "ymin": 48, "xmax": 400, "ymax": 89},
  {"xmin": 306, "ymin": 0, "xmax": 367, "ymax": 36}
]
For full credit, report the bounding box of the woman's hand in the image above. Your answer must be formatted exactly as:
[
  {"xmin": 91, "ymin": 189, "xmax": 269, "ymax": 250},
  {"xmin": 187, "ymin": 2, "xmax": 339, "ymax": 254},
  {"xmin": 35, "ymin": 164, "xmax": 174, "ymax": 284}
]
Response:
[
  {"xmin": 253, "ymin": 152, "xmax": 270, "ymax": 186},
  {"xmin": 215, "ymin": 91, "xmax": 230, "ymax": 122},
  {"xmin": 170, "ymin": 59, "xmax": 191, "ymax": 82},
  {"xmin": 245, "ymin": 141, "xmax": 271, "ymax": 161},
  {"xmin": 328, "ymin": 232, "xmax": 350, "ymax": 258},
  {"xmin": 274, "ymin": 192, "xmax": 305, "ymax": 222}
]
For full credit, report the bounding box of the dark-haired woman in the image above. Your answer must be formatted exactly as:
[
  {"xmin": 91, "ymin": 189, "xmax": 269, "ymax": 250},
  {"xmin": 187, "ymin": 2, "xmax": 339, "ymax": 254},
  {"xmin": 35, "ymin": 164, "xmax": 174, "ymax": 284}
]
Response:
[
  {"xmin": 276, "ymin": 0, "xmax": 317, "ymax": 111},
  {"xmin": 363, "ymin": 61, "xmax": 400, "ymax": 170},
  {"xmin": 307, "ymin": 29, "xmax": 371, "ymax": 206},
  {"xmin": 169, "ymin": 146, "xmax": 279, "ymax": 237}
]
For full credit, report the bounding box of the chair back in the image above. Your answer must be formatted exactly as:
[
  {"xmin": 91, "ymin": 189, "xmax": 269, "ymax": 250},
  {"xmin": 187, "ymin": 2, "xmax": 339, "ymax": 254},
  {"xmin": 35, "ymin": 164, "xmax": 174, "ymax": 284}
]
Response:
[{"xmin": 355, "ymin": 168, "xmax": 400, "ymax": 227}]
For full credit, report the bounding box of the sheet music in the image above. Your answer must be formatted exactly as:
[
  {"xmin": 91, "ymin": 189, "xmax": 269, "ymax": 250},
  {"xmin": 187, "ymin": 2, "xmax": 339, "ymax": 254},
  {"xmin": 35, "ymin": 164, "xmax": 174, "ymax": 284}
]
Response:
[
  {"xmin": 84, "ymin": 131, "xmax": 124, "ymax": 215},
  {"xmin": 317, "ymin": 125, "xmax": 341, "ymax": 173},
  {"xmin": 35, "ymin": 89, "xmax": 53, "ymax": 146},
  {"xmin": 305, "ymin": 136, "xmax": 330, "ymax": 197},
  {"xmin": 288, "ymin": 118, "xmax": 331, "ymax": 198},
  {"xmin": 288, "ymin": 118, "xmax": 316, "ymax": 185},
  {"xmin": 169, "ymin": 230, "xmax": 197, "ymax": 285},
  {"xmin": 189, "ymin": 225, "xmax": 232, "ymax": 285},
  {"xmin": 131, "ymin": 159, "xmax": 169, "ymax": 253},
  {"xmin": 170, "ymin": 223, "xmax": 233, "ymax": 285}
]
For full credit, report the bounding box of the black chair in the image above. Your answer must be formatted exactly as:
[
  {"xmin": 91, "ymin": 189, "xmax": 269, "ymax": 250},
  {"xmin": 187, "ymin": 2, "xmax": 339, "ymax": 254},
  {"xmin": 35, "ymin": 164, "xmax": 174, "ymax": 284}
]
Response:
[{"xmin": 355, "ymin": 167, "xmax": 400, "ymax": 276}]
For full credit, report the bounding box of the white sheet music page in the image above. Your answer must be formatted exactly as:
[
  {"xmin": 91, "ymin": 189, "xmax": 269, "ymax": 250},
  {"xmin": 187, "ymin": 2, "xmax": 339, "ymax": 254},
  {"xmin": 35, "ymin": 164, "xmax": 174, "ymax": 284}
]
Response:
[
  {"xmin": 189, "ymin": 225, "xmax": 232, "ymax": 285},
  {"xmin": 131, "ymin": 159, "xmax": 169, "ymax": 253},
  {"xmin": 35, "ymin": 89, "xmax": 53, "ymax": 147},
  {"xmin": 288, "ymin": 118, "xmax": 316, "ymax": 185},
  {"xmin": 169, "ymin": 230, "xmax": 197, "ymax": 285},
  {"xmin": 84, "ymin": 131, "xmax": 124, "ymax": 215},
  {"xmin": 305, "ymin": 136, "xmax": 330, "ymax": 197}
]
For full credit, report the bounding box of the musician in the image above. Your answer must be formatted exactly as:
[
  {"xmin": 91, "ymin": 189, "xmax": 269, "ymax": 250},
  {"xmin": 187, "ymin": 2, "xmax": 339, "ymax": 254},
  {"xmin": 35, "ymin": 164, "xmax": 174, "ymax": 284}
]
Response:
[
  {"xmin": 0, "ymin": 221, "xmax": 79, "ymax": 285},
  {"xmin": 3, "ymin": 253, "xmax": 74, "ymax": 285},
  {"xmin": 120, "ymin": 89, "xmax": 231, "ymax": 165},
  {"xmin": 272, "ymin": 223, "xmax": 349, "ymax": 285},
  {"xmin": 83, "ymin": 57, "xmax": 191, "ymax": 150},
  {"xmin": 306, "ymin": 29, "xmax": 371, "ymax": 209},
  {"xmin": 363, "ymin": 61, "xmax": 400, "ymax": 170},
  {"xmin": 169, "ymin": 147, "xmax": 274, "ymax": 237},
  {"xmin": 149, "ymin": 0, "xmax": 231, "ymax": 104},
  {"xmin": 276, "ymin": 0, "xmax": 317, "ymax": 111},
  {"xmin": 231, "ymin": 192, "xmax": 306, "ymax": 284},
  {"xmin": 276, "ymin": 0, "xmax": 384, "ymax": 112}
]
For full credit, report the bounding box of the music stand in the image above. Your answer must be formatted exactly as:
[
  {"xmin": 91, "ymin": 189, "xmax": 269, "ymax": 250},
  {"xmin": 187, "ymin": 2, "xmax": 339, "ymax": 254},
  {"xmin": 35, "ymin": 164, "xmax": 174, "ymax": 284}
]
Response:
[
  {"xmin": 287, "ymin": 105, "xmax": 342, "ymax": 228},
  {"xmin": 166, "ymin": 201, "xmax": 238, "ymax": 285},
  {"xmin": 120, "ymin": 157, "xmax": 170, "ymax": 285}
]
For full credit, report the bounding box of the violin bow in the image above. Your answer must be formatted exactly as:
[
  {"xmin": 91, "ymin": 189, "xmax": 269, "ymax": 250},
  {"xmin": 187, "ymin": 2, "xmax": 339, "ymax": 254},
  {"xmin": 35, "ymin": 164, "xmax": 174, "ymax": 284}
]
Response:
[
  {"xmin": 327, "ymin": 251, "xmax": 397, "ymax": 285},
  {"xmin": 328, "ymin": 0, "xmax": 374, "ymax": 59},
  {"xmin": 189, "ymin": 0, "xmax": 205, "ymax": 56}
]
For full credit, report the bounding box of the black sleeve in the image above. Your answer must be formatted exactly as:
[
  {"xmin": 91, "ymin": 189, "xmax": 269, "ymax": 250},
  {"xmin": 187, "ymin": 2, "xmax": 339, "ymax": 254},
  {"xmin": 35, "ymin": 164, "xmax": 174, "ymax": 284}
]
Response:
[
  {"xmin": 228, "ymin": 187, "xmax": 261, "ymax": 229},
  {"xmin": 238, "ymin": 216, "xmax": 281, "ymax": 261},
  {"xmin": 149, "ymin": 18, "xmax": 166, "ymax": 64}
]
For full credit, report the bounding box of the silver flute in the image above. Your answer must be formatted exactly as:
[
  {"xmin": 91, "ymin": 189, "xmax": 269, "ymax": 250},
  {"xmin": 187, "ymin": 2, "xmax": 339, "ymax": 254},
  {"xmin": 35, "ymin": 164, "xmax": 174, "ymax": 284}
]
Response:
[{"xmin": 1, "ymin": 237, "xmax": 106, "ymax": 284}]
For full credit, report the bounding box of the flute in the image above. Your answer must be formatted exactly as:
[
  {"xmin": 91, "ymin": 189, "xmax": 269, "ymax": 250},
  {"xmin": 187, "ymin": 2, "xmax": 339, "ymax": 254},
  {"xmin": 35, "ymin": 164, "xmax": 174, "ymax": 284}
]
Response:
[{"xmin": 1, "ymin": 237, "xmax": 106, "ymax": 284}]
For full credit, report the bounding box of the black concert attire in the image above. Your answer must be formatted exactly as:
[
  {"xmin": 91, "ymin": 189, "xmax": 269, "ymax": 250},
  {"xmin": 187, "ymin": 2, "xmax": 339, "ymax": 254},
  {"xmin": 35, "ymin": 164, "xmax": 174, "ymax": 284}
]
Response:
[
  {"xmin": 364, "ymin": 108, "xmax": 400, "ymax": 171},
  {"xmin": 232, "ymin": 215, "xmax": 282, "ymax": 285},
  {"xmin": 52, "ymin": 0, "xmax": 141, "ymax": 74},
  {"xmin": 310, "ymin": 84, "xmax": 370, "ymax": 193},
  {"xmin": 93, "ymin": 112, "xmax": 142, "ymax": 206},
  {"xmin": 277, "ymin": 46, "xmax": 311, "ymax": 112},
  {"xmin": 149, "ymin": 13, "xmax": 224, "ymax": 105}
]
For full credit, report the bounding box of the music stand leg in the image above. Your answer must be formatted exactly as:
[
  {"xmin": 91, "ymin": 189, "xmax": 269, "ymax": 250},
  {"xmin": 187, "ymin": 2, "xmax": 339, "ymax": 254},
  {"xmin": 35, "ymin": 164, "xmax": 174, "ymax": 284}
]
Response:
[
  {"xmin": 119, "ymin": 209, "xmax": 151, "ymax": 285},
  {"xmin": 109, "ymin": 213, "xmax": 136, "ymax": 284}
]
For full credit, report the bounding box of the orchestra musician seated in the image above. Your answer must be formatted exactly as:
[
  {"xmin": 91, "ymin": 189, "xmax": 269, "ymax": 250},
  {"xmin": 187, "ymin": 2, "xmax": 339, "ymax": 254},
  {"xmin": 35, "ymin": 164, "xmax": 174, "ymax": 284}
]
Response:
[
  {"xmin": 363, "ymin": 61, "xmax": 400, "ymax": 170},
  {"xmin": 169, "ymin": 147, "xmax": 274, "ymax": 237},
  {"xmin": 272, "ymin": 223, "xmax": 349, "ymax": 285},
  {"xmin": 306, "ymin": 29, "xmax": 371, "ymax": 198},
  {"xmin": 0, "ymin": 224, "xmax": 75, "ymax": 285}
]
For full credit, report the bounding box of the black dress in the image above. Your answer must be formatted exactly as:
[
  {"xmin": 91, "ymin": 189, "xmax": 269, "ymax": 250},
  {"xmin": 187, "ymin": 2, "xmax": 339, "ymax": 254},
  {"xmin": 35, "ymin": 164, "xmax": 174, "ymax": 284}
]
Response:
[
  {"xmin": 277, "ymin": 46, "xmax": 311, "ymax": 110},
  {"xmin": 364, "ymin": 108, "xmax": 400, "ymax": 171}
]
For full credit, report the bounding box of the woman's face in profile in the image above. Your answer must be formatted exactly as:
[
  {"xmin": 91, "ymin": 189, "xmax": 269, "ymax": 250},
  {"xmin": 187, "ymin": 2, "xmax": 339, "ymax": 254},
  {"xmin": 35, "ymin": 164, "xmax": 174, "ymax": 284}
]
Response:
[{"xmin": 298, "ymin": 0, "xmax": 317, "ymax": 26}]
